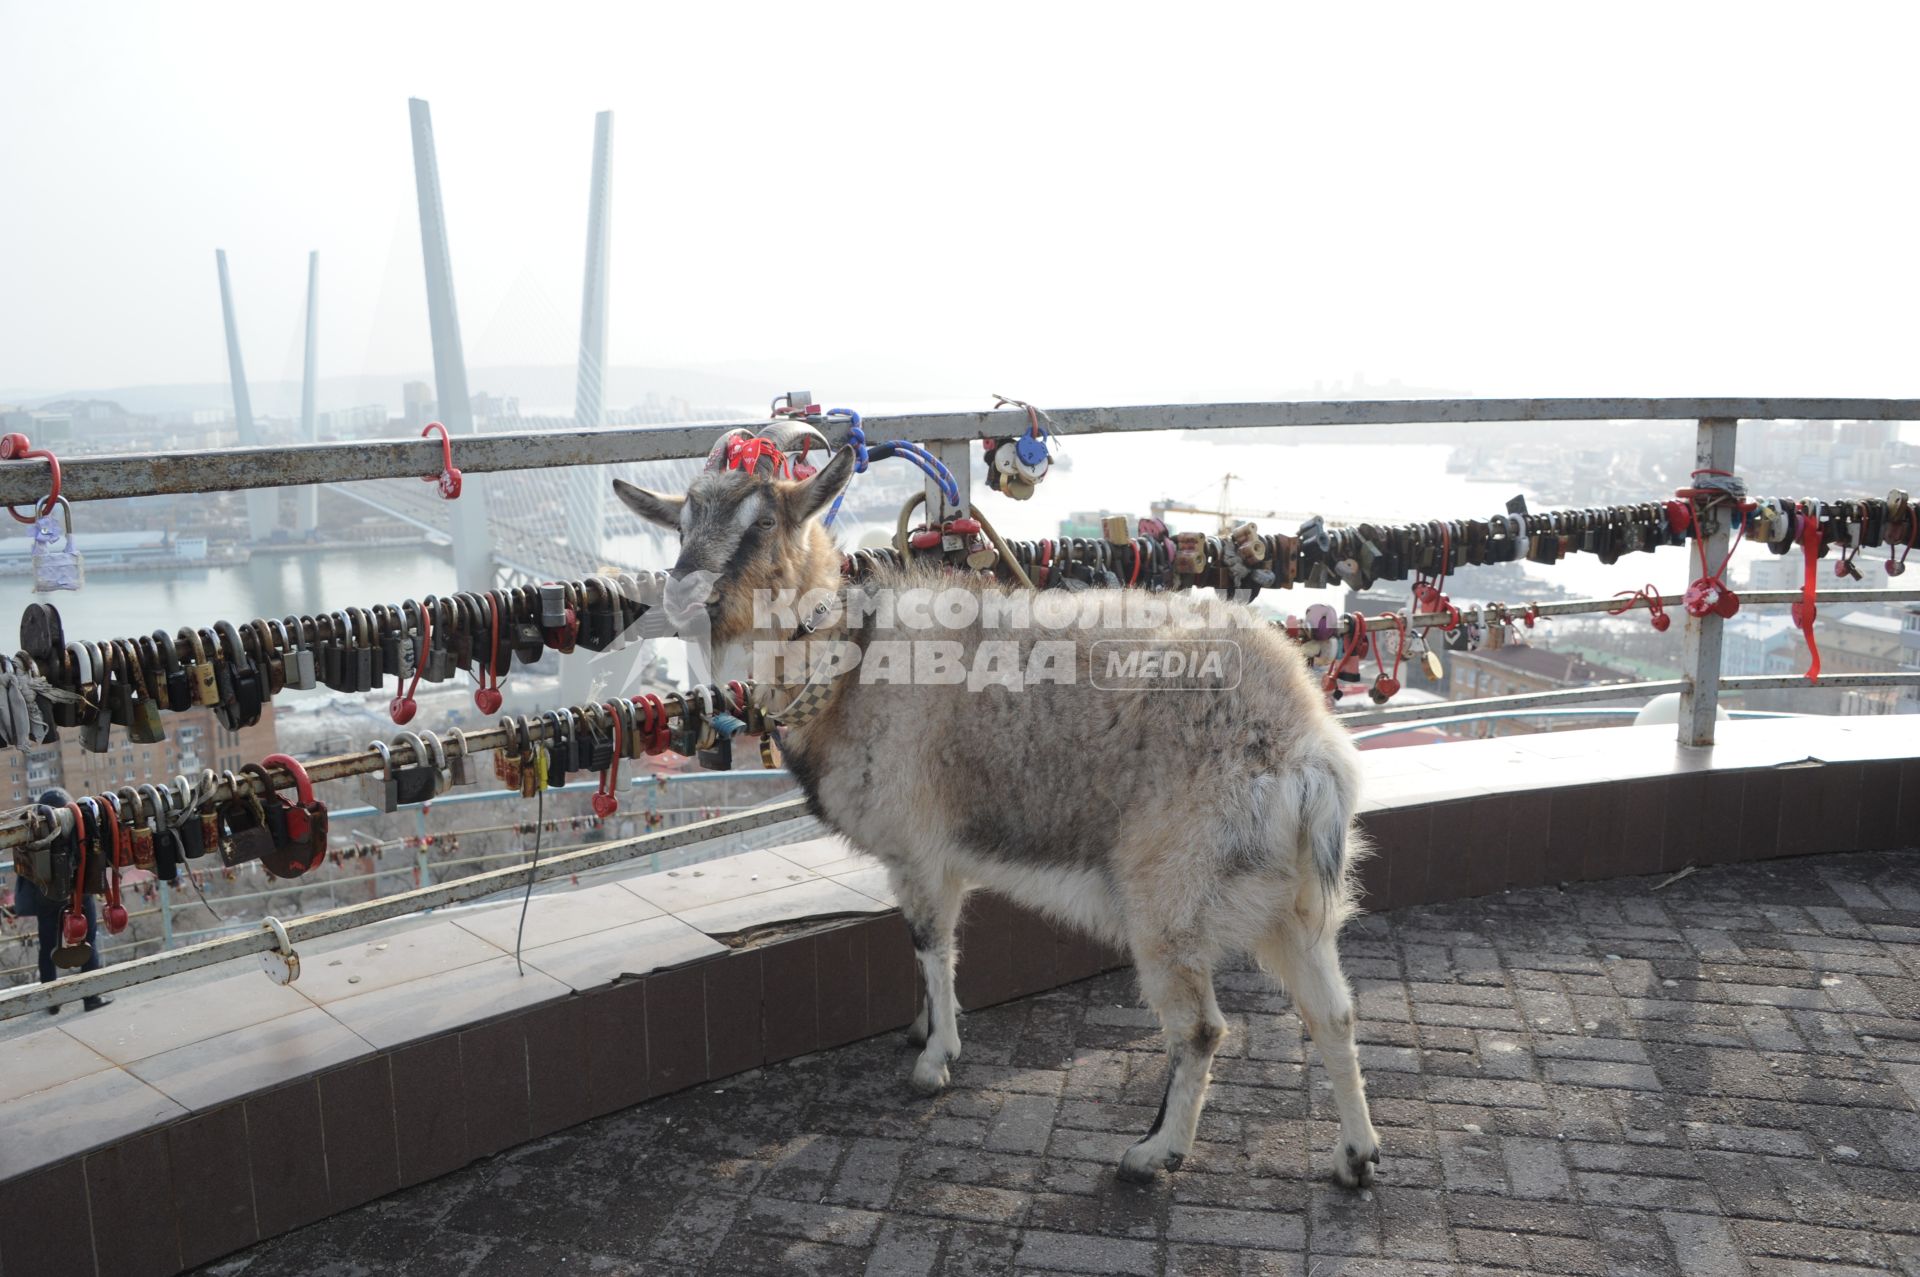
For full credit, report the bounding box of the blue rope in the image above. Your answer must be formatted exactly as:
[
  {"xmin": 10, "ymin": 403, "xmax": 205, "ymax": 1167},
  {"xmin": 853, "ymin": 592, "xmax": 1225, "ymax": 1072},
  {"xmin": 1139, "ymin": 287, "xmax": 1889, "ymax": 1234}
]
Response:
[
  {"xmin": 818, "ymin": 408, "xmax": 960, "ymax": 525},
  {"xmin": 823, "ymin": 409, "xmax": 864, "ymax": 526}
]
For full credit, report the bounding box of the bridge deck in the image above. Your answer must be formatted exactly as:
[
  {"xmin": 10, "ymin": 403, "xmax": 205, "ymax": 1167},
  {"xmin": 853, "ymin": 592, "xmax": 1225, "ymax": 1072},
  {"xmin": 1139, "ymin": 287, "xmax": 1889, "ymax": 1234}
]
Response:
[{"xmin": 201, "ymin": 848, "xmax": 1920, "ymax": 1277}]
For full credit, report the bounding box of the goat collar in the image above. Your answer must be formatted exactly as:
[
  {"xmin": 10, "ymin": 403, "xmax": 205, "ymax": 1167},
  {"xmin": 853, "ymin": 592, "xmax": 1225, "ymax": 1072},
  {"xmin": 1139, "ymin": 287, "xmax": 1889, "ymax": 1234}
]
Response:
[{"xmin": 764, "ymin": 590, "xmax": 851, "ymax": 728}]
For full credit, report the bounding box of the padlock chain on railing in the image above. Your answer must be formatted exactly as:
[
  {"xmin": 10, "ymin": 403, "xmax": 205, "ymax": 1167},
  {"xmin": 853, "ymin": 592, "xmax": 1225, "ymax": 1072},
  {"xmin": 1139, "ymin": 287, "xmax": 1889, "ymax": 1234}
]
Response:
[
  {"xmin": 8, "ymin": 486, "xmax": 1918, "ymax": 756},
  {"xmin": 6, "ymin": 573, "xmax": 1918, "ymax": 858},
  {"xmin": 0, "ymin": 797, "xmax": 812, "ymax": 1019}
]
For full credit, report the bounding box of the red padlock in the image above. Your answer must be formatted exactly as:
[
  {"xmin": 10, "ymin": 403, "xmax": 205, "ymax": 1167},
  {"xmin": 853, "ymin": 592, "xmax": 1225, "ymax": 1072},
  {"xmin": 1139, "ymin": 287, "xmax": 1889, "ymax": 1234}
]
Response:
[
  {"xmin": 908, "ymin": 526, "xmax": 944, "ymax": 551},
  {"xmin": 100, "ymin": 801, "xmax": 128, "ymax": 935},
  {"xmin": 390, "ymin": 600, "xmax": 431, "ymax": 724},
  {"xmin": 262, "ymin": 754, "xmax": 328, "ymax": 849},
  {"xmin": 1711, "ymin": 587, "xmax": 1740, "ymax": 619},
  {"xmin": 421, "ymin": 422, "xmax": 462, "ymax": 499},
  {"xmin": 62, "ymin": 802, "xmax": 91, "ymax": 945},
  {"xmin": 1683, "ymin": 579, "xmax": 1721, "ymax": 618},
  {"xmin": 473, "ymin": 593, "xmax": 504, "ymax": 715},
  {"xmin": 592, "ymin": 703, "xmax": 623, "ymax": 818}
]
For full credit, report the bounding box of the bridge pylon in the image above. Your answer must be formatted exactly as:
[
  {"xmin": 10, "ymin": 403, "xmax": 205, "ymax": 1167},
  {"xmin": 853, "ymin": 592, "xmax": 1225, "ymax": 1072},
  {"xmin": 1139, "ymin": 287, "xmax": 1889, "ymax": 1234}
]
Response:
[{"xmin": 408, "ymin": 97, "xmax": 496, "ymax": 594}]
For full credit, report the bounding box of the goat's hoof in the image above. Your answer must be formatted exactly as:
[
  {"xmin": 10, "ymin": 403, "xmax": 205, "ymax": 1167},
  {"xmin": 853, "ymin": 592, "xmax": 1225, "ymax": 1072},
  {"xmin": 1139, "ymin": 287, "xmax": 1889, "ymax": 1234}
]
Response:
[
  {"xmin": 905, "ymin": 1020, "xmax": 929, "ymax": 1048},
  {"xmin": 909, "ymin": 1057, "xmax": 950, "ymax": 1095},
  {"xmin": 1117, "ymin": 1141, "xmax": 1184, "ymax": 1182},
  {"xmin": 1333, "ymin": 1133, "xmax": 1381, "ymax": 1189}
]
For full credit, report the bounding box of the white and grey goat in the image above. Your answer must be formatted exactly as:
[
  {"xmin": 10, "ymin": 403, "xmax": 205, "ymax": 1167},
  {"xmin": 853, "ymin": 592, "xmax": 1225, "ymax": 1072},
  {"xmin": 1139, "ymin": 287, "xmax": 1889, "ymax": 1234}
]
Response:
[{"xmin": 613, "ymin": 429, "xmax": 1381, "ymax": 1187}]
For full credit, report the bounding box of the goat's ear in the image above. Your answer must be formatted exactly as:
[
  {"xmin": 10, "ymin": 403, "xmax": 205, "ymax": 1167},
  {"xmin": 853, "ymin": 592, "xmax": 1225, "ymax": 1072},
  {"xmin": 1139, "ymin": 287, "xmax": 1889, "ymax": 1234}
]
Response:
[
  {"xmin": 612, "ymin": 479, "xmax": 686, "ymax": 530},
  {"xmin": 783, "ymin": 445, "xmax": 857, "ymax": 524}
]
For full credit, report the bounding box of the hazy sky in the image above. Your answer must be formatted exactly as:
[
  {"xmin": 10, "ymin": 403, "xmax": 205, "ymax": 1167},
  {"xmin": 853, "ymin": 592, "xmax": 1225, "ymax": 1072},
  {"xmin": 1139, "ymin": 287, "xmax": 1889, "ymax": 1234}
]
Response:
[{"xmin": 3, "ymin": 2, "xmax": 1917, "ymax": 407}]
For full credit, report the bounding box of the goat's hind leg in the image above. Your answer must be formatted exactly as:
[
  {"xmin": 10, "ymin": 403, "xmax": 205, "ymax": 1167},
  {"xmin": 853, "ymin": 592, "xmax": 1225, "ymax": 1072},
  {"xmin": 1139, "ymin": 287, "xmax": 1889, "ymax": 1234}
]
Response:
[
  {"xmin": 1118, "ymin": 950, "xmax": 1226, "ymax": 1182},
  {"xmin": 1261, "ymin": 925, "xmax": 1381, "ymax": 1188},
  {"xmin": 890, "ymin": 863, "xmax": 966, "ymax": 1095}
]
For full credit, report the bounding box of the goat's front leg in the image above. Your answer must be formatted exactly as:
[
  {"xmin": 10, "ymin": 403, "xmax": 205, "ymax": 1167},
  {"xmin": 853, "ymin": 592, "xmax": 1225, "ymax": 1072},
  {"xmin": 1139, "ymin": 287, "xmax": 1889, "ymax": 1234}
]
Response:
[{"xmin": 890, "ymin": 863, "xmax": 967, "ymax": 1095}]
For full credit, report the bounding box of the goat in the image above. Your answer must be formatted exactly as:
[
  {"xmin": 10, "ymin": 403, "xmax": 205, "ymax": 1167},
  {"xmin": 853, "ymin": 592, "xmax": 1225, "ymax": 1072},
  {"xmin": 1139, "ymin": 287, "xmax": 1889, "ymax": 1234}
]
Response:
[{"xmin": 613, "ymin": 428, "xmax": 1381, "ymax": 1187}]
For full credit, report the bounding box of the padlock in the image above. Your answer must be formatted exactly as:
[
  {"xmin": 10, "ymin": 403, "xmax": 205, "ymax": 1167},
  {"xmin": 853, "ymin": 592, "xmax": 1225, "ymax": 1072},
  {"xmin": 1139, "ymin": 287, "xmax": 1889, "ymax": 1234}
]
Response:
[
  {"xmin": 284, "ymin": 617, "xmax": 319, "ymax": 691},
  {"xmin": 540, "ymin": 582, "xmax": 570, "ymax": 629},
  {"xmin": 124, "ymin": 641, "xmax": 166, "ymax": 744},
  {"xmin": 53, "ymin": 803, "xmax": 92, "ymax": 969},
  {"xmin": 347, "ymin": 607, "xmax": 380, "ymax": 691},
  {"xmin": 1173, "ymin": 532, "xmax": 1207, "ymax": 577},
  {"xmin": 118, "ymin": 786, "xmax": 156, "ymax": 871},
  {"xmin": 579, "ymin": 577, "xmax": 619, "ymax": 652},
  {"xmin": 103, "ymin": 643, "xmax": 133, "ymax": 727},
  {"xmin": 244, "ymin": 619, "xmax": 284, "ymax": 697},
  {"xmin": 100, "ymin": 807, "xmax": 129, "ymax": 936},
  {"xmin": 30, "ymin": 497, "xmax": 84, "ymax": 593},
  {"xmin": 78, "ymin": 652, "xmax": 112, "ymax": 753},
  {"xmin": 1228, "ymin": 522, "xmax": 1269, "ymax": 567},
  {"xmin": 260, "ymin": 916, "xmax": 301, "ymax": 986},
  {"xmin": 220, "ymin": 771, "xmax": 278, "ymax": 867},
  {"xmin": 197, "ymin": 789, "xmax": 222, "ymax": 862},
  {"xmin": 544, "ymin": 585, "xmax": 580, "ymax": 654},
  {"xmin": 445, "ymin": 726, "xmax": 479, "ymax": 787},
  {"xmin": 908, "ymin": 526, "xmax": 944, "ymax": 552},
  {"xmin": 259, "ymin": 754, "xmax": 329, "ymax": 879},
  {"xmin": 315, "ymin": 613, "xmax": 344, "ymax": 691},
  {"xmin": 538, "ymin": 713, "xmax": 570, "ymax": 788},
  {"xmin": 582, "ymin": 707, "xmax": 616, "ymax": 772},
  {"xmin": 362, "ymin": 741, "xmax": 404, "ymax": 813},
  {"xmin": 138, "ymin": 784, "xmax": 178, "ymax": 883},
  {"xmin": 376, "ymin": 604, "xmax": 408, "ymax": 678},
  {"xmin": 215, "ymin": 620, "xmax": 263, "ymax": 729},
  {"xmin": 20, "ymin": 601, "xmax": 63, "ymax": 662},
  {"xmin": 520, "ymin": 739, "xmax": 549, "ymax": 800},
  {"xmin": 509, "ymin": 588, "xmax": 546, "ymax": 663},
  {"xmin": 422, "ymin": 421, "xmax": 462, "ymax": 498},
  {"xmin": 990, "ymin": 440, "xmax": 1030, "ymax": 494},
  {"xmin": 388, "ymin": 731, "xmax": 441, "ymax": 806},
  {"xmin": 695, "ymin": 689, "xmax": 737, "ymax": 771},
  {"xmin": 667, "ymin": 695, "xmax": 701, "ymax": 757},
  {"xmin": 423, "ymin": 601, "xmax": 455, "ymax": 682}
]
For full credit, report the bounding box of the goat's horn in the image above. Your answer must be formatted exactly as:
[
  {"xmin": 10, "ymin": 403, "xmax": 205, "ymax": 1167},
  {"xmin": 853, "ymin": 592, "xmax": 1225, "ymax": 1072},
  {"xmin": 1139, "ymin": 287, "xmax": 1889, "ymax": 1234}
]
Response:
[
  {"xmin": 703, "ymin": 428, "xmax": 754, "ymax": 472},
  {"xmin": 754, "ymin": 421, "xmax": 832, "ymax": 460}
]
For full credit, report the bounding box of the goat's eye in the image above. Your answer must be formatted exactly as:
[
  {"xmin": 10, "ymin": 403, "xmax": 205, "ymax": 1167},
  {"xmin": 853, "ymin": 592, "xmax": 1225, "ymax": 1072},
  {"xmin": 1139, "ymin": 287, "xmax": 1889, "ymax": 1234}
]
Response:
[{"xmin": 757, "ymin": 516, "xmax": 776, "ymax": 530}]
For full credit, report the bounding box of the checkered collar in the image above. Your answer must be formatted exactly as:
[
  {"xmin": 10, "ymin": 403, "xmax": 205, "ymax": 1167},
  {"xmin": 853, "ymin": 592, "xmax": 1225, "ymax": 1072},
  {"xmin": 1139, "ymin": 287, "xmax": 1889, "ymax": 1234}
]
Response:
[{"xmin": 764, "ymin": 591, "xmax": 850, "ymax": 728}]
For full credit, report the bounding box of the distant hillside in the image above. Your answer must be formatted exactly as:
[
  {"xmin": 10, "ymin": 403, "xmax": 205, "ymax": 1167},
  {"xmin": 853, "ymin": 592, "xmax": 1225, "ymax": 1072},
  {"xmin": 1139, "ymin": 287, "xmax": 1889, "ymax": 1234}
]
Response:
[{"xmin": 4, "ymin": 358, "xmax": 977, "ymax": 419}]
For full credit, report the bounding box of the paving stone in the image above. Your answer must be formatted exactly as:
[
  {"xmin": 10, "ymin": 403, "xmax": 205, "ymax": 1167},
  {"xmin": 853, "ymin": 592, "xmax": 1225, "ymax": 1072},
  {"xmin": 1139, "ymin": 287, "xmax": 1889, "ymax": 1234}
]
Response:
[{"xmin": 184, "ymin": 849, "xmax": 1920, "ymax": 1277}]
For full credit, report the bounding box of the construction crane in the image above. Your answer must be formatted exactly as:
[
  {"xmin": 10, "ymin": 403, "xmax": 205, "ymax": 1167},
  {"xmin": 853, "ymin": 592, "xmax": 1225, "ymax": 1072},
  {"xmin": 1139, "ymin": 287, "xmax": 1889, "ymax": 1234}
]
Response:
[{"xmin": 1148, "ymin": 474, "xmax": 1348, "ymax": 532}]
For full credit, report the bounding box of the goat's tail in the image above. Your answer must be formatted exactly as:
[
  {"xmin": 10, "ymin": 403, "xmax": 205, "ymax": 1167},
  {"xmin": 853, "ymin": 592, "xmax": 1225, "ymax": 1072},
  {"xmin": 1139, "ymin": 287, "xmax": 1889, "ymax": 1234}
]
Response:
[{"xmin": 1293, "ymin": 761, "xmax": 1366, "ymax": 933}]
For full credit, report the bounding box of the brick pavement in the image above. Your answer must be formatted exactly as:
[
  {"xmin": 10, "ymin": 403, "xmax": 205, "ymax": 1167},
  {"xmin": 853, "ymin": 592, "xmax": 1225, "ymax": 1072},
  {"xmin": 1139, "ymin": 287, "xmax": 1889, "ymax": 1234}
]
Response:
[{"xmin": 203, "ymin": 850, "xmax": 1920, "ymax": 1276}]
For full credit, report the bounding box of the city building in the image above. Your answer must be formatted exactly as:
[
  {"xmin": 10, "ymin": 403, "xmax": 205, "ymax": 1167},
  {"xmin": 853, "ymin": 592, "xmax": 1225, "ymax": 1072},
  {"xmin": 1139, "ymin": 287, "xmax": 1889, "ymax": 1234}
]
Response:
[
  {"xmin": 1446, "ymin": 643, "xmax": 1636, "ymax": 737},
  {"xmin": 0, "ymin": 703, "xmax": 278, "ymax": 809},
  {"xmin": 402, "ymin": 381, "xmax": 435, "ymax": 428}
]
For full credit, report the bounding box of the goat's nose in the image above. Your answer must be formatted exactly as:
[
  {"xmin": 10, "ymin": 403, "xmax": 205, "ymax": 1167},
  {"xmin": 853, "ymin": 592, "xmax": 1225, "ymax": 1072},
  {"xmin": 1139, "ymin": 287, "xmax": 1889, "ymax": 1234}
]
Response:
[{"xmin": 662, "ymin": 570, "xmax": 715, "ymax": 633}]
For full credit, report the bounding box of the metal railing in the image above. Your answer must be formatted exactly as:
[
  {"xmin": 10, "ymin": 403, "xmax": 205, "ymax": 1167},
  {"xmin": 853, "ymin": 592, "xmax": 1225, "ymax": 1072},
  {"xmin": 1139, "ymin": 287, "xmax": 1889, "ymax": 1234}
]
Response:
[
  {"xmin": 0, "ymin": 799, "xmax": 810, "ymax": 1017},
  {"xmin": 3, "ymin": 396, "xmax": 1917, "ymax": 1015},
  {"xmin": 5, "ymin": 398, "xmax": 1919, "ymax": 505}
]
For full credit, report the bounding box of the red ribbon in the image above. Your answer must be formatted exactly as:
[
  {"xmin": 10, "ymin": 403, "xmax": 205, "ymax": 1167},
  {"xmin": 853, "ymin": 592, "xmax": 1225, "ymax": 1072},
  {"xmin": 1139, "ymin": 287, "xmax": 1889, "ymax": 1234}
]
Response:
[
  {"xmin": 725, "ymin": 436, "xmax": 790, "ymax": 477},
  {"xmin": 1792, "ymin": 513, "xmax": 1821, "ymax": 681}
]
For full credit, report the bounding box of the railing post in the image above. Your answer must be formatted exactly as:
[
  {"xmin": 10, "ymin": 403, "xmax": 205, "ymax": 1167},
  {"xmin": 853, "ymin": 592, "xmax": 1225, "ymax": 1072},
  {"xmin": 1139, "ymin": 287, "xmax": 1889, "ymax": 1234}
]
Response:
[
  {"xmin": 926, "ymin": 440, "xmax": 973, "ymax": 524},
  {"xmin": 1678, "ymin": 417, "xmax": 1737, "ymax": 747}
]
